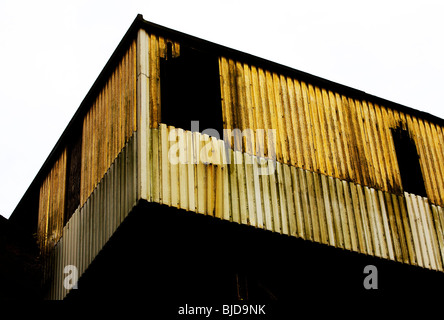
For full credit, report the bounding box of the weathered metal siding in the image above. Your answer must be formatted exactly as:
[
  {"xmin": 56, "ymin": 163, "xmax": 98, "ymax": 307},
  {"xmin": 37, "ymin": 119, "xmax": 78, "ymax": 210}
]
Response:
[
  {"xmin": 37, "ymin": 149, "xmax": 67, "ymax": 281},
  {"xmin": 80, "ymin": 40, "xmax": 138, "ymax": 206},
  {"xmin": 219, "ymin": 57, "xmax": 444, "ymax": 208},
  {"xmin": 143, "ymin": 124, "xmax": 444, "ymax": 271},
  {"xmin": 135, "ymin": 30, "xmax": 444, "ymax": 272},
  {"xmin": 37, "ymin": 39, "xmax": 138, "ymax": 292},
  {"xmin": 37, "ymin": 26, "xmax": 444, "ymax": 300},
  {"xmin": 47, "ymin": 134, "xmax": 138, "ymax": 300}
]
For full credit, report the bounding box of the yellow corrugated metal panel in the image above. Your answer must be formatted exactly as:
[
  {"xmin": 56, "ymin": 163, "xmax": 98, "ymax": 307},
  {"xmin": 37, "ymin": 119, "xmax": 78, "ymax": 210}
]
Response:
[
  {"xmin": 80, "ymin": 40, "xmax": 137, "ymax": 206},
  {"xmin": 41, "ymin": 40, "xmax": 139, "ymax": 296},
  {"xmin": 219, "ymin": 56, "xmax": 444, "ymax": 208},
  {"xmin": 40, "ymin": 29, "xmax": 444, "ymax": 299},
  {"xmin": 144, "ymin": 124, "xmax": 444, "ymax": 272},
  {"xmin": 37, "ymin": 148, "xmax": 67, "ymax": 282},
  {"xmin": 47, "ymin": 134, "xmax": 138, "ymax": 300}
]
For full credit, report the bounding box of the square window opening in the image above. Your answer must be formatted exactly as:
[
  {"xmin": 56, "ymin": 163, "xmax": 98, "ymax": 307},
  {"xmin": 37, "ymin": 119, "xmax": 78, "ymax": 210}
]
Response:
[{"xmin": 160, "ymin": 42, "xmax": 223, "ymax": 138}]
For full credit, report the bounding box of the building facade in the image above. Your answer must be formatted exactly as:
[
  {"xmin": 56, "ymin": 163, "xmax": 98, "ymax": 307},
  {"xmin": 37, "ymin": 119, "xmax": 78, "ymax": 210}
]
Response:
[{"xmin": 8, "ymin": 15, "xmax": 444, "ymax": 302}]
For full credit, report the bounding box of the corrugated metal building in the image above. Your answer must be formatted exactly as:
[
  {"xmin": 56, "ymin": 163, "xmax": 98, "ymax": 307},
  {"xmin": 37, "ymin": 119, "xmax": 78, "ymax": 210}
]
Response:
[{"xmin": 8, "ymin": 14, "xmax": 444, "ymax": 304}]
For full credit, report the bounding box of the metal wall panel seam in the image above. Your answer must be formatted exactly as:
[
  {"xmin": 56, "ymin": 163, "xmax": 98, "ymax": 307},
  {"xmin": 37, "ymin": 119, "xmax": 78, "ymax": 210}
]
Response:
[
  {"xmin": 398, "ymin": 194, "xmax": 417, "ymax": 265},
  {"xmin": 291, "ymin": 167, "xmax": 304, "ymax": 239},
  {"xmin": 91, "ymin": 184, "xmax": 97, "ymax": 268},
  {"xmin": 170, "ymin": 128, "xmax": 180, "ymax": 209},
  {"xmin": 276, "ymin": 161, "xmax": 288, "ymax": 235},
  {"xmin": 412, "ymin": 194, "xmax": 430, "ymax": 268},
  {"xmin": 62, "ymin": 225, "xmax": 67, "ymax": 298},
  {"xmin": 424, "ymin": 201, "xmax": 442, "ymax": 271},
  {"xmin": 378, "ymin": 190, "xmax": 395, "ymax": 261},
  {"xmin": 243, "ymin": 153, "xmax": 255, "ymax": 227},
  {"xmin": 178, "ymin": 129, "xmax": 188, "ymax": 211},
  {"xmin": 66, "ymin": 216, "xmax": 71, "ymax": 298},
  {"xmin": 52, "ymin": 242, "xmax": 57, "ymax": 300},
  {"xmin": 313, "ymin": 171, "xmax": 328, "ymax": 245},
  {"xmin": 391, "ymin": 193, "xmax": 408, "ymax": 263},
  {"xmin": 87, "ymin": 193, "xmax": 93, "ymax": 270},
  {"xmin": 187, "ymin": 131, "xmax": 196, "ymax": 212},
  {"xmin": 364, "ymin": 187, "xmax": 381, "ymax": 258},
  {"xmin": 252, "ymin": 156, "xmax": 264, "ymax": 229},
  {"xmin": 349, "ymin": 183, "xmax": 366, "ymax": 254},
  {"xmin": 215, "ymin": 139, "xmax": 224, "ymax": 220},
  {"xmin": 115, "ymin": 150, "xmax": 121, "ymax": 232},
  {"xmin": 342, "ymin": 180, "xmax": 358, "ymax": 252},
  {"xmin": 97, "ymin": 181, "xmax": 102, "ymax": 259},
  {"xmin": 357, "ymin": 185, "xmax": 373, "ymax": 255},
  {"xmin": 119, "ymin": 140, "xmax": 126, "ymax": 224},
  {"xmin": 269, "ymin": 159, "xmax": 280, "ymax": 233},
  {"xmin": 371, "ymin": 184, "xmax": 386, "ymax": 258},
  {"xmin": 306, "ymin": 170, "xmax": 319, "ymax": 242},
  {"xmin": 104, "ymin": 166, "xmax": 109, "ymax": 245},
  {"xmin": 93, "ymin": 179, "xmax": 98, "ymax": 262},
  {"xmin": 196, "ymin": 133, "xmax": 206, "ymax": 214},
  {"xmin": 152, "ymin": 128, "xmax": 160, "ymax": 203},
  {"xmin": 132, "ymin": 133, "xmax": 138, "ymax": 210},
  {"xmin": 329, "ymin": 176, "xmax": 344, "ymax": 249},
  {"xmin": 417, "ymin": 195, "xmax": 435, "ymax": 269},
  {"xmin": 298, "ymin": 168, "xmax": 312, "ymax": 241},
  {"xmin": 404, "ymin": 193, "xmax": 424, "ymax": 267},
  {"xmin": 160, "ymin": 124, "xmax": 169, "ymax": 206},
  {"xmin": 229, "ymin": 149, "xmax": 240, "ymax": 223},
  {"xmin": 321, "ymin": 174, "xmax": 336, "ymax": 247},
  {"xmin": 384, "ymin": 192, "xmax": 402, "ymax": 262},
  {"xmin": 284, "ymin": 164, "xmax": 296, "ymax": 237},
  {"xmin": 124, "ymin": 138, "xmax": 130, "ymax": 219}
]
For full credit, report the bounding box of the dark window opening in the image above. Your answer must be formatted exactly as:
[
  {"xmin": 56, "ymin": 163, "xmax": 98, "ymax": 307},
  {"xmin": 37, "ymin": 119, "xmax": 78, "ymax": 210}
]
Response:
[
  {"xmin": 160, "ymin": 42, "xmax": 223, "ymax": 138},
  {"xmin": 391, "ymin": 127, "xmax": 427, "ymax": 197},
  {"xmin": 64, "ymin": 129, "xmax": 82, "ymax": 225}
]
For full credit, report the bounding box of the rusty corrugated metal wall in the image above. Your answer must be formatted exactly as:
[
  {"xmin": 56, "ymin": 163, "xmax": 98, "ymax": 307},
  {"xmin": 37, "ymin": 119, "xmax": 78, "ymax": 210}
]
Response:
[
  {"xmin": 80, "ymin": 40, "xmax": 137, "ymax": 205},
  {"xmin": 35, "ymin": 24, "xmax": 444, "ymax": 299},
  {"xmin": 219, "ymin": 57, "xmax": 444, "ymax": 208}
]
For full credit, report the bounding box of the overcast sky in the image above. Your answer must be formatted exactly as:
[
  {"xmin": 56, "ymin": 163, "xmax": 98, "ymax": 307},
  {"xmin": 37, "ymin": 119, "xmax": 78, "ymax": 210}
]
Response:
[{"xmin": 1, "ymin": 0, "xmax": 443, "ymax": 219}]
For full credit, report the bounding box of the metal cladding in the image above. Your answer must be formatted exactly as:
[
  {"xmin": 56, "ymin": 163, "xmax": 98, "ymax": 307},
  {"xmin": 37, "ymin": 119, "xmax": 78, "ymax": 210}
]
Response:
[
  {"xmin": 48, "ymin": 135, "xmax": 137, "ymax": 300},
  {"xmin": 144, "ymin": 124, "xmax": 444, "ymax": 271},
  {"xmin": 13, "ymin": 16, "xmax": 443, "ymax": 299},
  {"xmin": 80, "ymin": 40, "xmax": 137, "ymax": 206},
  {"xmin": 218, "ymin": 56, "xmax": 444, "ymax": 208}
]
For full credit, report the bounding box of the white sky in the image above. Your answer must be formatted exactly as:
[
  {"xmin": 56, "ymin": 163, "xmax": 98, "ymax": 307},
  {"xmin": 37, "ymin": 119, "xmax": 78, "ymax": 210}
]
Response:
[{"xmin": 1, "ymin": 0, "xmax": 443, "ymax": 219}]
